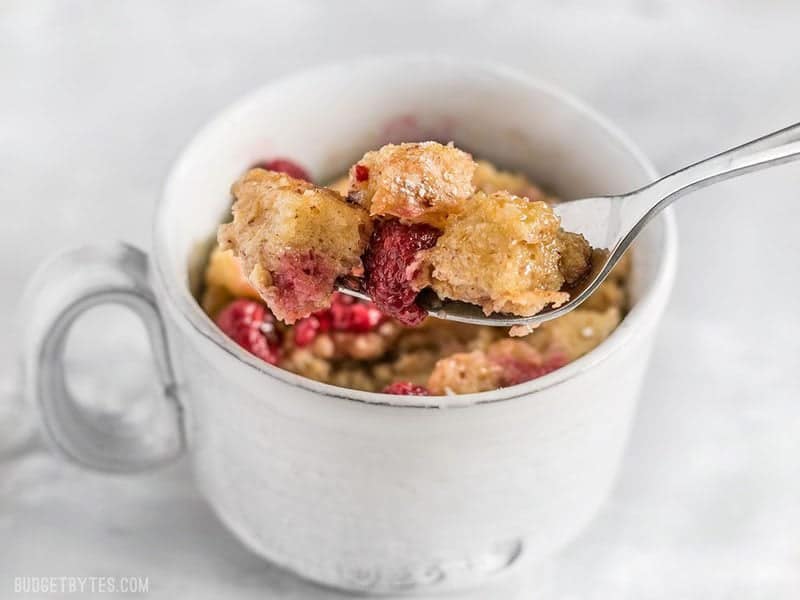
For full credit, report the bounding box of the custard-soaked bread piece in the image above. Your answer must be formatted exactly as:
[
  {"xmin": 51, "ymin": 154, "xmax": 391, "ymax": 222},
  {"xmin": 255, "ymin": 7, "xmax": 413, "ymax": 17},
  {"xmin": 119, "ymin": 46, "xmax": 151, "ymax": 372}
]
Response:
[
  {"xmin": 427, "ymin": 350, "xmax": 503, "ymax": 395},
  {"xmin": 485, "ymin": 339, "xmax": 568, "ymax": 386},
  {"xmin": 418, "ymin": 191, "xmax": 592, "ymax": 316},
  {"xmin": 425, "ymin": 338, "xmax": 568, "ymax": 395},
  {"xmin": 325, "ymin": 175, "xmax": 350, "ymax": 196},
  {"xmin": 608, "ymin": 250, "xmax": 632, "ymax": 284},
  {"xmin": 205, "ymin": 246, "xmax": 261, "ymax": 299},
  {"xmin": 280, "ymin": 347, "xmax": 333, "ymax": 383},
  {"xmin": 525, "ymin": 307, "xmax": 621, "ymax": 361},
  {"xmin": 579, "ymin": 279, "xmax": 626, "ymax": 312},
  {"xmin": 218, "ymin": 169, "xmax": 372, "ymax": 323},
  {"xmin": 200, "ymin": 284, "xmax": 233, "ymax": 319},
  {"xmin": 472, "ymin": 160, "xmax": 550, "ymax": 203},
  {"xmin": 558, "ymin": 231, "xmax": 594, "ymax": 286},
  {"xmin": 200, "ymin": 246, "xmax": 261, "ymax": 319},
  {"xmin": 347, "ymin": 142, "xmax": 476, "ymax": 227},
  {"xmin": 575, "ymin": 250, "xmax": 632, "ymax": 312}
]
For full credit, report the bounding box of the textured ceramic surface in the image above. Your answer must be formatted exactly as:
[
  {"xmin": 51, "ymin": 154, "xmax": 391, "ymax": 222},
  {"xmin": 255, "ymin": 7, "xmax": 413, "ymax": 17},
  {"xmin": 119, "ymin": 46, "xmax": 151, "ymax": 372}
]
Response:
[{"xmin": 21, "ymin": 58, "xmax": 676, "ymax": 593}]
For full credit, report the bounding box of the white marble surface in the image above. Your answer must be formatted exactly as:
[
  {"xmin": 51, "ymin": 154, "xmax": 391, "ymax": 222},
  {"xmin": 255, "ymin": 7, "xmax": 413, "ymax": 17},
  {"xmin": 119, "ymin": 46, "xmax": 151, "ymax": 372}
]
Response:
[{"xmin": 2, "ymin": 1, "xmax": 800, "ymax": 598}]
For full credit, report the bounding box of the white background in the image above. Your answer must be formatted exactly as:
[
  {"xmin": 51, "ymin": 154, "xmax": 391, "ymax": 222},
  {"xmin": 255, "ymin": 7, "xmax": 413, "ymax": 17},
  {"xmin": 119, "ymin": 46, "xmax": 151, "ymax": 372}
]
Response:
[{"xmin": 2, "ymin": 1, "xmax": 800, "ymax": 598}]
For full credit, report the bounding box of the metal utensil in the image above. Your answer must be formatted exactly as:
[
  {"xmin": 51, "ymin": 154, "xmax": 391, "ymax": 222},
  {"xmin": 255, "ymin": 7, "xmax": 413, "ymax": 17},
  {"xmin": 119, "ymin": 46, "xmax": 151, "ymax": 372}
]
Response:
[{"xmin": 339, "ymin": 122, "xmax": 800, "ymax": 326}]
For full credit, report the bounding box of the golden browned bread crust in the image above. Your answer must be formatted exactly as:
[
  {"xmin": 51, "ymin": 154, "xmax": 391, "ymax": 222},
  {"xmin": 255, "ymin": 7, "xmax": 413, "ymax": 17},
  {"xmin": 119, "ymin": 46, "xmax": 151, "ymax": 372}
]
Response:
[
  {"xmin": 417, "ymin": 190, "xmax": 592, "ymax": 316},
  {"xmin": 347, "ymin": 142, "xmax": 476, "ymax": 227}
]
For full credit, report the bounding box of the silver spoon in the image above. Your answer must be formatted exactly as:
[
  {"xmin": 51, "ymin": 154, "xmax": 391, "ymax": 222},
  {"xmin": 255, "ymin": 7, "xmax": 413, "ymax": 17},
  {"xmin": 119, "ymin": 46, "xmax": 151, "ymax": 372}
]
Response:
[{"xmin": 339, "ymin": 121, "xmax": 800, "ymax": 327}]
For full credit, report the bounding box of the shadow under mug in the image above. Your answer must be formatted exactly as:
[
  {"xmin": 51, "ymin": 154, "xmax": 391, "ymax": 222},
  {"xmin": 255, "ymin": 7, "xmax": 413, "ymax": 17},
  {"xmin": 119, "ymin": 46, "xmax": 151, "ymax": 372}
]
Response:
[{"xmin": 21, "ymin": 58, "xmax": 677, "ymax": 594}]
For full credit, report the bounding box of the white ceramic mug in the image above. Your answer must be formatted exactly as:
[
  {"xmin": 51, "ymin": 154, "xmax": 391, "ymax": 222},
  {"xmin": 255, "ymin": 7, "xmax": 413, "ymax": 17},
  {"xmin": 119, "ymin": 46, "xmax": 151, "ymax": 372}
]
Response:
[{"xmin": 21, "ymin": 58, "xmax": 677, "ymax": 594}]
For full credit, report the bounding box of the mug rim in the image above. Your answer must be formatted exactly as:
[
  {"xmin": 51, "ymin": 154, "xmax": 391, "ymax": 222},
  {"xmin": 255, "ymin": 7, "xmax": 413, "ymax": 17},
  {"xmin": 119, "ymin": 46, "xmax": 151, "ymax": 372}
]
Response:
[{"xmin": 153, "ymin": 55, "xmax": 678, "ymax": 409}]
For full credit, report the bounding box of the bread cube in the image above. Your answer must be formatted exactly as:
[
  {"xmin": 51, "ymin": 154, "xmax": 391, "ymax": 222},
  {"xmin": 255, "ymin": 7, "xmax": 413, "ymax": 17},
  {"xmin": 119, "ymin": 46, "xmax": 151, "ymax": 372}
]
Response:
[
  {"xmin": 218, "ymin": 169, "xmax": 372, "ymax": 323},
  {"xmin": 347, "ymin": 142, "xmax": 476, "ymax": 227},
  {"xmin": 418, "ymin": 191, "xmax": 592, "ymax": 316}
]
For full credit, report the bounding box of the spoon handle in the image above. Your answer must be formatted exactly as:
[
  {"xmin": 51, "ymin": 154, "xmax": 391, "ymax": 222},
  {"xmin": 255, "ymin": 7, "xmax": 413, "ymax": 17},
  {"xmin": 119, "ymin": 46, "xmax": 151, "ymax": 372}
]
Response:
[{"xmin": 623, "ymin": 121, "xmax": 800, "ymax": 232}]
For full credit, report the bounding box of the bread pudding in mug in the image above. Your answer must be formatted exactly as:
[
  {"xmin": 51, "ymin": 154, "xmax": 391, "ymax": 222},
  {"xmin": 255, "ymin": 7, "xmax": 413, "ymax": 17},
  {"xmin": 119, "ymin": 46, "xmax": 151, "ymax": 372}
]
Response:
[{"xmin": 201, "ymin": 142, "xmax": 629, "ymax": 396}]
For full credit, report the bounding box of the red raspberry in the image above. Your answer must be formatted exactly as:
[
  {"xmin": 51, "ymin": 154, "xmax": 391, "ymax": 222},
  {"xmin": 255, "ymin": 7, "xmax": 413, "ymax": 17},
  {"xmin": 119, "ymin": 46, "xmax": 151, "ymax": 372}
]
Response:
[
  {"xmin": 293, "ymin": 312, "xmax": 330, "ymax": 347},
  {"xmin": 382, "ymin": 381, "xmax": 430, "ymax": 396},
  {"xmin": 354, "ymin": 164, "xmax": 370, "ymax": 182},
  {"xmin": 330, "ymin": 296, "xmax": 385, "ymax": 332},
  {"xmin": 497, "ymin": 352, "xmax": 568, "ymax": 386},
  {"xmin": 292, "ymin": 293, "xmax": 386, "ymax": 347},
  {"xmin": 215, "ymin": 299, "xmax": 281, "ymax": 364},
  {"xmin": 255, "ymin": 158, "xmax": 311, "ymax": 182},
  {"xmin": 363, "ymin": 219, "xmax": 440, "ymax": 326}
]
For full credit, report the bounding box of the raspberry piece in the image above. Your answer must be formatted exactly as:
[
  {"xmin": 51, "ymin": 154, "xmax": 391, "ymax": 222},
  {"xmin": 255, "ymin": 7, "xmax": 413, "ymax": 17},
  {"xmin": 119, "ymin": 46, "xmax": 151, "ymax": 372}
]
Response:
[
  {"xmin": 293, "ymin": 312, "xmax": 331, "ymax": 347},
  {"xmin": 255, "ymin": 158, "xmax": 311, "ymax": 182},
  {"xmin": 497, "ymin": 352, "xmax": 568, "ymax": 386},
  {"xmin": 382, "ymin": 381, "xmax": 430, "ymax": 396},
  {"xmin": 330, "ymin": 296, "xmax": 385, "ymax": 332},
  {"xmin": 215, "ymin": 299, "xmax": 281, "ymax": 364},
  {"xmin": 354, "ymin": 164, "xmax": 369, "ymax": 182},
  {"xmin": 292, "ymin": 292, "xmax": 386, "ymax": 347},
  {"xmin": 363, "ymin": 219, "xmax": 440, "ymax": 326}
]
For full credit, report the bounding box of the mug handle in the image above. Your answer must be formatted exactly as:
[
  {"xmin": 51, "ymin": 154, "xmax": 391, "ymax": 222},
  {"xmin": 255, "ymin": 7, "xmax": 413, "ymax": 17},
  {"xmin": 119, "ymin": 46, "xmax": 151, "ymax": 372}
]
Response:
[{"xmin": 21, "ymin": 243, "xmax": 185, "ymax": 472}]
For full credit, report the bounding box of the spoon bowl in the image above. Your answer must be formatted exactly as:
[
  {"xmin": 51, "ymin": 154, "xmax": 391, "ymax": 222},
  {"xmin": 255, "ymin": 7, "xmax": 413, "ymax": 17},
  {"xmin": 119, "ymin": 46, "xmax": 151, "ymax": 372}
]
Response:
[{"xmin": 339, "ymin": 121, "xmax": 800, "ymax": 327}]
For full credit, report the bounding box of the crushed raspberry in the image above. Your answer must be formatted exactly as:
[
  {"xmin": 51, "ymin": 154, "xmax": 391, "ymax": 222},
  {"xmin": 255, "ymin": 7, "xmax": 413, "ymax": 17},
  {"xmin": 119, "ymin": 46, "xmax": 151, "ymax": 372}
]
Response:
[
  {"xmin": 496, "ymin": 352, "xmax": 568, "ymax": 387},
  {"xmin": 293, "ymin": 292, "xmax": 386, "ymax": 347},
  {"xmin": 272, "ymin": 250, "xmax": 337, "ymax": 322},
  {"xmin": 293, "ymin": 312, "xmax": 332, "ymax": 347},
  {"xmin": 330, "ymin": 297, "xmax": 385, "ymax": 332},
  {"xmin": 363, "ymin": 219, "xmax": 440, "ymax": 326},
  {"xmin": 382, "ymin": 381, "xmax": 430, "ymax": 396},
  {"xmin": 215, "ymin": 299, "xmax": 281, "ymax": 364},
  {"xmin": 354, "ymin": 164, "xmax": 370, "ymax": 182},
  {"xmin": 255, "ymin": 158, "xmax": 311, "ymax": 182}
]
